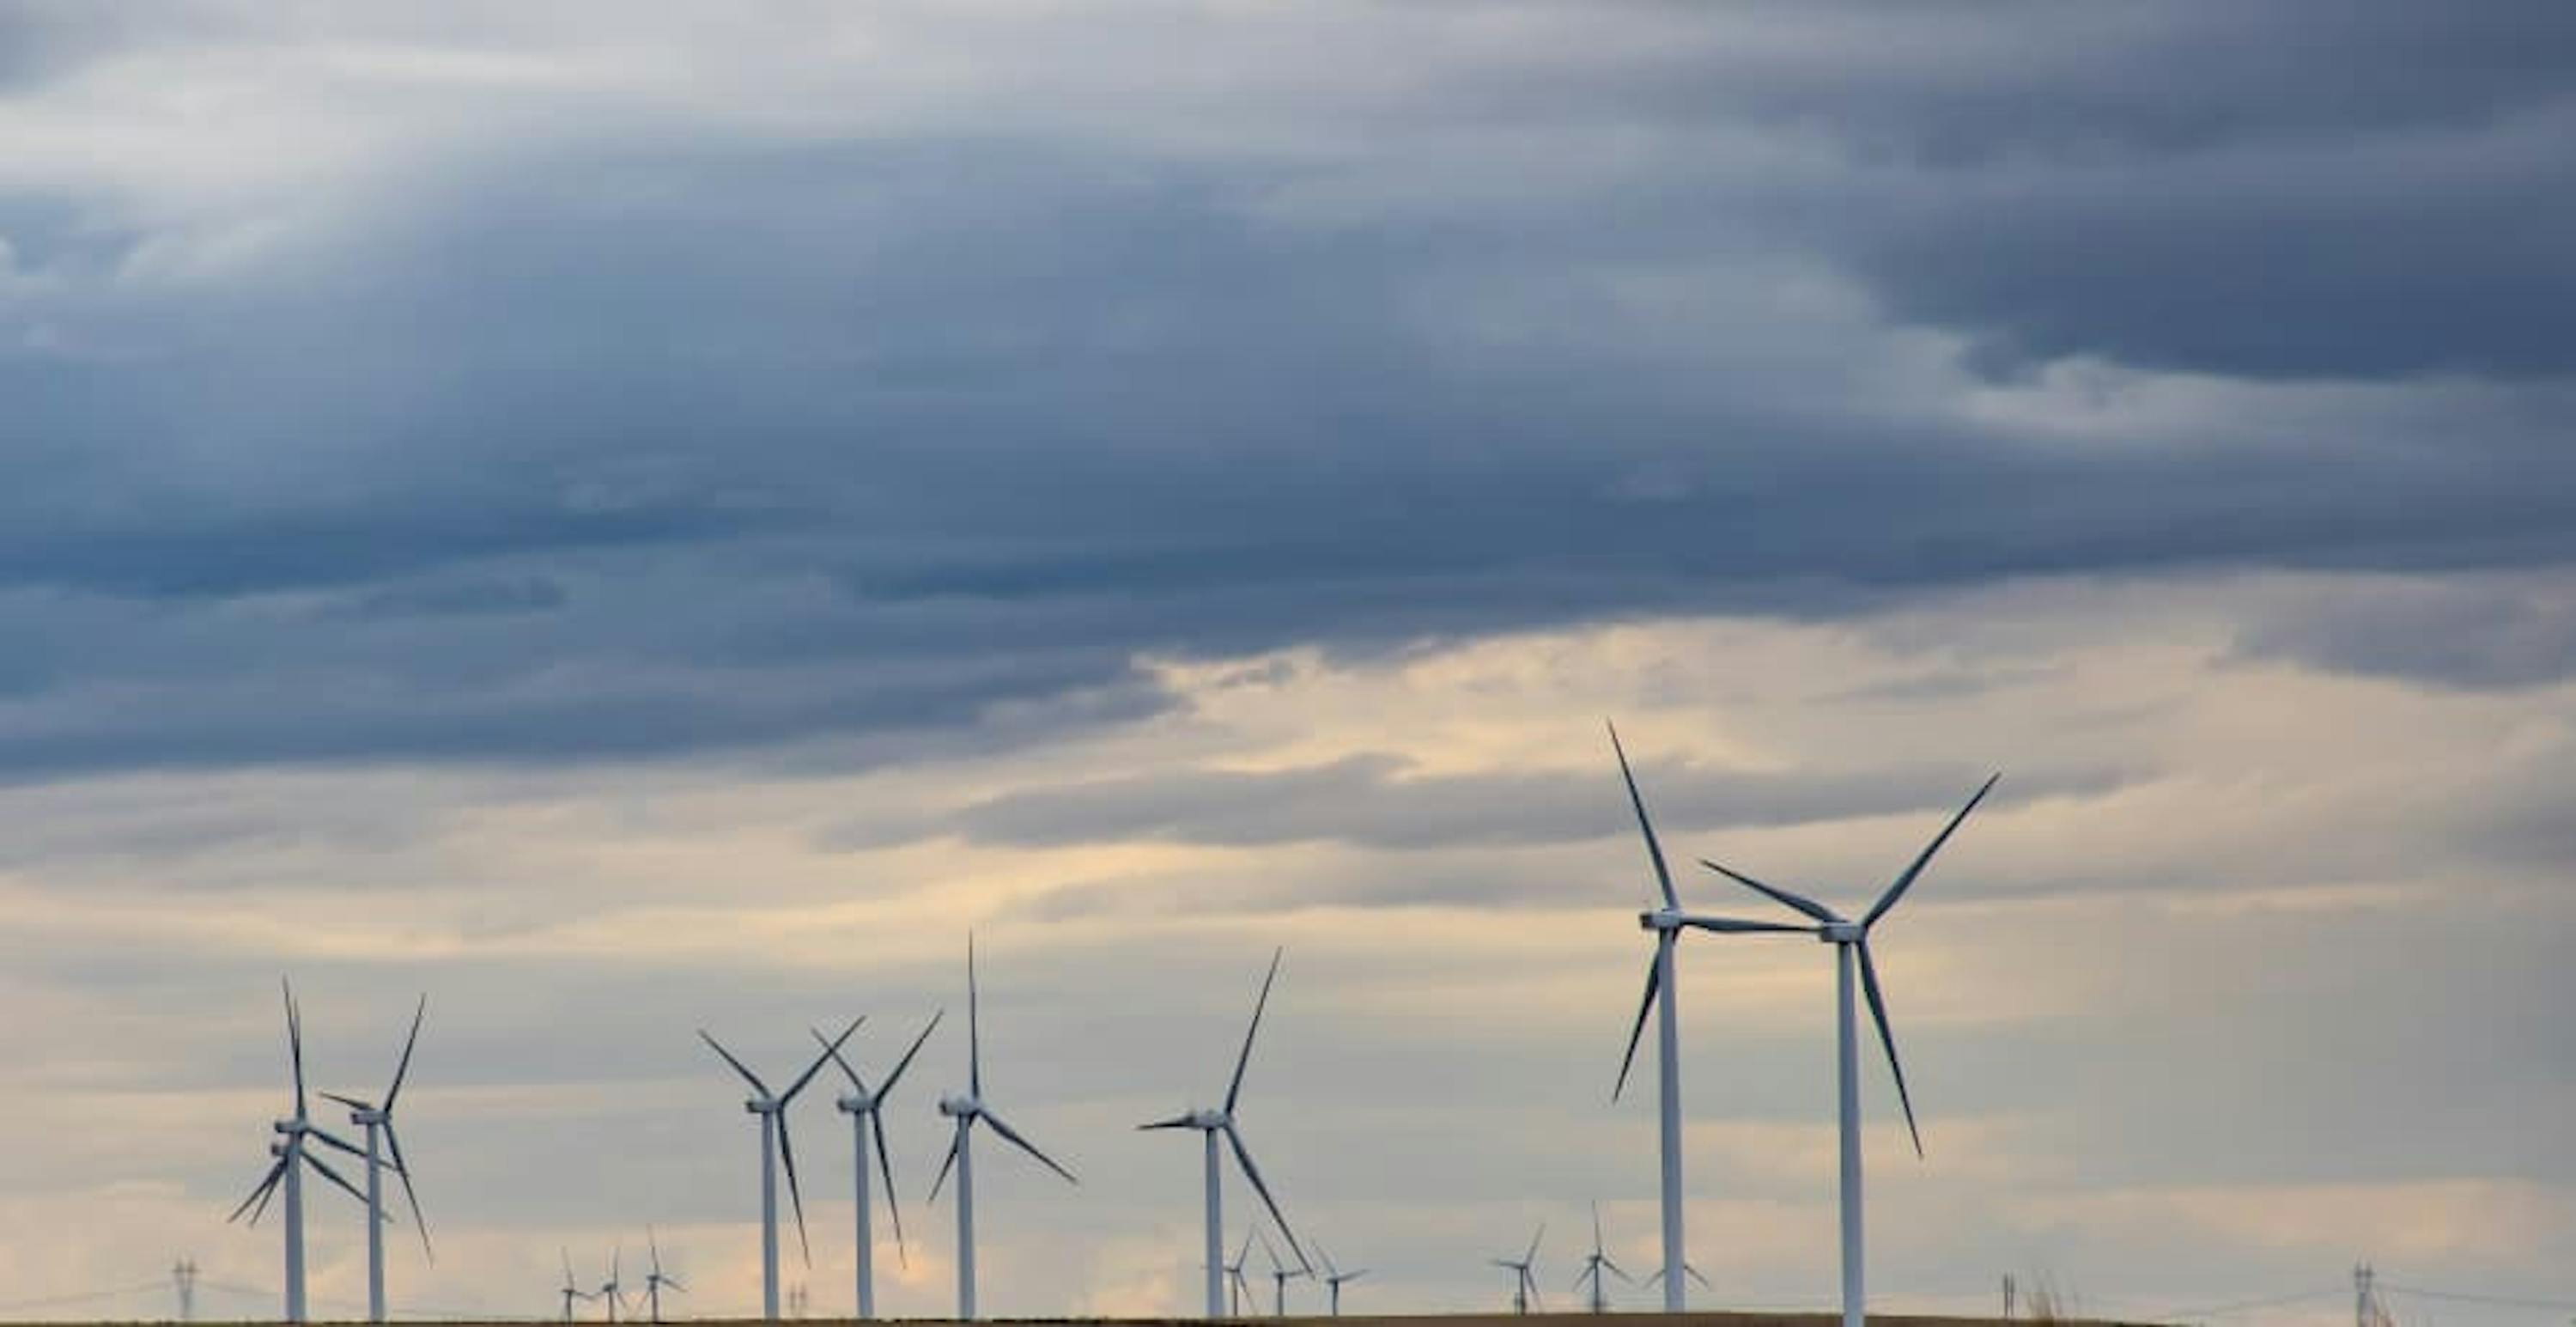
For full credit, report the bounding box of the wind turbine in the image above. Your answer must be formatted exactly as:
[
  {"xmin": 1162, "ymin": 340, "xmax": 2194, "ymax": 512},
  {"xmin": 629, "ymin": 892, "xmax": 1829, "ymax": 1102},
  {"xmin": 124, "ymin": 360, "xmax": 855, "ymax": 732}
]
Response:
[
  {"xmin": 1139, "ymin": 948, "xmax": 1309, "ymax": 1318},
  {"xmin": 1317, "ymin": 1244, "xmax": 1367, "ymax": 1318},
  {"xmin": 558, "ymin": 1250, "xmax": 595, "ymax": 1324},
  {"xmin": 929, "ymin": 935, "xmax": 1078, "ymax": 1320},
  {"xmin": 701, "ymin": 1018, "xmax": 864, "ymax": 1322},
  {"xmin": 1607, "ymin": 722, "xmax": 1815, "ymax": 1310},
  {"xmin": 642, "ymin": 1228, "xmax": 685, "ymax": 1324},
  {"xmin": 1699, "ymin": 773, "xmax": 2000, "ymax": 1327},
  {"xmin": 815, "ymin": 1011, "xmax": 943, "ymax": 1319},
  {"xmin": 1642, "ymin": 1263, "xmax": 1711, "ymax": 1295},
  {"xmin": 320, "ymin": 995, "xmax": 432, "ymax": 1324},
  {"xmin": 1572, "ymin": 1203, "xmax": 1629, "ymax": 1314},
  {"xmin": 1223, "ymin": 1231, "xmax": 1256, "ymax": 1315},
  {"xmin": 1258, "ymin": 1229, "xmax": 1307, "ymax": 1317},
  {"xmin": 226, "ymin": 978, "xmax": 374, "ymax": 1324},
  {"xmin": 1492, "ymin": 1224, "xmax": 1544, "ymax": 1316},
  {"xmin": 598, "ymin": 1246, "xmax": 629, "ymax": 1323}
]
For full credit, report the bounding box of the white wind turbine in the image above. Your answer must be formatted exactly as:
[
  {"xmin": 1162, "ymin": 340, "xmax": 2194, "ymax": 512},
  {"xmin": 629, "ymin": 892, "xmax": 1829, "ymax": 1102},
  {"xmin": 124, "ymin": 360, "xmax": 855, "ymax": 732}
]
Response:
[
  {"xmin": 1223, "ymin": 1230, "xmax": 1256, "ymax": 1315},
  {"xmin": 929, "ymin": 935, "xmax": 1078, "ymax": 1321},
  {"xmin": 1139, "ymin": 948, "xmax": 1308, "ymax": 1318},
  {"xmin": 319, "ymin": 995, "xmax": 431, "ymax": 1324},
  {"xmin": 1572, "ymin": 1202, "xmax": 1629, "ymax": 1313},
  {"xmin": 815, "ymin": 1012, "xmax": 943, "ymax": 1319},
  {"xmin": 1317, "ymin": 1243, "xmax": 1367, "ymax": 1318},
  {"xmin": 641, "ymin": 1227, "xmax": 685, "ymax": 1324},
  {"xmin": 597, "ymin": 1246, "xmax": 629, "ymax": 1323},
  {"xmin": 1698, "ymin": 773, "xmax": 1999, "ymax": 1327},
  {"xmin": 1606, "ymin": 723, "xmax": 1816, "ymax": 1309},
  {"xmin": 1258, "ymin": 1229, "xmax": 1307, "ymax": 1317},
  {"xmin": 227, "ymin": 978, "xmax": 374, "ymax": 1324},
  {"xmin": 1492, "ymin": 1224, "xmax": 1545, "ymax": 1316},
  {"xmin": 700, "ymin": 1018, "xmax": 864, "ymax": 1322},
  {"xmin": 558, "ymin": 1250, "xmax": 595, "ymax": 1324}
]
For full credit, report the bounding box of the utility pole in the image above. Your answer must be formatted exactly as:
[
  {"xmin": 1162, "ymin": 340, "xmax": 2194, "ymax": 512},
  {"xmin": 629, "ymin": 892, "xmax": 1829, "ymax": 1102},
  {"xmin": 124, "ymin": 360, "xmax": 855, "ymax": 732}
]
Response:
[
  {"xmin": 2003, "ymin": 1274, "xmax": 2016, "ymax": 1321},
  {"xmin": 174, "ymin": 1258, "xmax": 199, "ymax": 1323}
]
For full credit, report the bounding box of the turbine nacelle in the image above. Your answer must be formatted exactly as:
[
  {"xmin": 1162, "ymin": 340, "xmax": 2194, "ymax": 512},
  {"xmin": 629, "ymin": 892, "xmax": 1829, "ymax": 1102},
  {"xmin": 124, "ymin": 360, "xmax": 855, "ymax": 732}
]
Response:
[
  {"xmin": 833, "ymin": 1090, "xmax": 881, "ymax": 1115},
  {"xmin": 1179, "ymin": 1107, "xmax": 1229, "ymax": 1130},
  {"xmin": 1638, "ymin": 907, "xmax": 1684, "ymax": 933},
  {"xmin": 938, "ymin": 1093, "xmax": 981, "ymax": 1118},
  {"xmin": 273, "ymin": 1117, "xmax": 303, "ymax": 1135},
  {"xmin": 743, "ymin": 1097, "xmax": 783, "ymax": 1116},
  {"xmin": 1820, "ymin": 920, "xmax": 1863, "ymax": 944}
]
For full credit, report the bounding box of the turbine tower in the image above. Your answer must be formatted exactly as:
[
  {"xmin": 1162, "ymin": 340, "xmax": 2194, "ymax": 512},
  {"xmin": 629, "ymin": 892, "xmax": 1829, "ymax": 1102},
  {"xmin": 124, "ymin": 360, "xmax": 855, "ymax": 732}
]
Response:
[
  {"xmin": 701, "ymin": 1018, "xmax": 863, "ymax": 1322},
  {"xmin": 1317, "ymin": 1244, "xmax": 1366, "ymax": 1318},
  {"xmin": 558, "ymin": 1250, "xmax": 595, "ymax": 1324},
  {"xmin": 598, "ymin": 1246, "xmax": 629, "ymax": 1323},
  {"xmin": 642, "ymin": 1228, "xmax": 685, "ymax": 1324},
  {"xmin": 1492, "ymin": 1224, "xmax": 1544, "ymax": 1316},
  {"xmin": 929, "ymin": 935, "xmax": 1078, "ymax": 1320},
  {"xmin": 1607, "ymin": 723, "xmax": 1815, "ymax": 1309},
  {"xmin": 1139, "ymin": 948, "xmax": 1309, "ymax": 1318},
  {"xmin": 227, "ymin": 978, "xmax": 373, "ymax": 1324},
  {"xmin": 1699, "ymin": 773, "xmax": 1999, "ymax": 1327},
  {"xmin": 817, "ymin": 1012, "xmax": 943, "ymax": 1319},
  {"xmin": 1223, "ymin": 1231, "xmax": 1255, "ymax": 1315},
  {"xmin": 1573, "ymin": 1203, "xmax": 1629, "ymax": 1313},
  {"xmin": 1258, "ymin": 1229, "xmax": 1307, "ymax": 1317},
  {"xmin": 320, "ymin": 995, "xmax": 432, "ymax": 1324}
]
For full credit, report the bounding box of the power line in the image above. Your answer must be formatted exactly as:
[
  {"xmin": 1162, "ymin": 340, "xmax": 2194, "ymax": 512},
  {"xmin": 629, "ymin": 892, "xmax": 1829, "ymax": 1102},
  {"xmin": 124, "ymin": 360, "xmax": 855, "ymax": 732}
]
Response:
[
  {"xmin": 2162, "ymin": 1285, "xmax": 2349, "ymax": 1318},
  {"xmin": 2379, "ymin": 1282, "xmax": 2576, "ymax": 1313},
  {"xmin": 0, "ymin": 1281, "xmax": 171, "ymax": 1313}
]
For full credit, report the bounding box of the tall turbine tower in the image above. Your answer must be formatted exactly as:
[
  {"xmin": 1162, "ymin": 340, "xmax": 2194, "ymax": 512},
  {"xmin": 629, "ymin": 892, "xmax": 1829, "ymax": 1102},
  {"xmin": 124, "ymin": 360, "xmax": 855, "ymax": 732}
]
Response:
[
  {"xmin": 228, "ymin": 978, "xmax": 372, "ymax": 1324},
  {"xmin": 929, "ymin": 935, "xmax": 1078, "ymax": 1320},
  {"xmin": 1492, "ymin": 1224, "xmax": 1544, "ymax": 1316},
  {"xmin": 817, "ymin": 1012, "xmax": 943, "ymax": 1318},
  {"xmin": 321, "ymin": 995, "xmax": 432, "ymax": 1324},
  {"xmin": 1573, "ymin": 1203, "xmax": 1629, "ymax": 1313},
  {"xmin": 1139, "ymin": 948, "xmax": 1308, "ymax": 1318},
  {"xmin": 1258, "ymin": 1229, "xmax": 1306, "ymax": 1317},
  {"xmin": 1699, "ymin": 773, "xmax": 1999, "ymax": 1327},
  {"xmin": 1607, "ymin": 723, "xmax": 1814, "ymax": 1308},
  {"xmin": 701, "ymin": 1018, "xmax": 863, "ymax": 1321}
]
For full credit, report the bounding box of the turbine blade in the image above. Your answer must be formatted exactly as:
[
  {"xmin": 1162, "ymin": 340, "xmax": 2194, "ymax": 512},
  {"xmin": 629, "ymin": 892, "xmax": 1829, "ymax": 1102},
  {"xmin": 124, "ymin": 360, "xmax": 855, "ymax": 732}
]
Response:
[
  {"xmin": 1136, "ymin": 1114, "xmax": 1198, "ymax": 1130},
  {"xmin": 1226, "ymin": 1123, "xmax": 1307, "ymax": 1270},
  {"xmin": 1865, "ymin": 772, "xmax": 2000, "ymax": 927},
  {"xmin": 1226, "ymin": 948, "xmax": 1283, "ymax": 1114},
  {"xmin": 564, "ymin": 1249, "xmax": 575, "ymax": 1288},
  {"xmin": 811, "ymin": 1024, "xmax": 868, "ymax": 1093},
  {"xmin": 981, "ymin": 1108, "xmax": 1077, "ymax": 1184},
  {"xmin": 228, "ymin": 1158, "xmax": 288, "ymax": 1224},
  {"xmin": 319, "ymin": 1092, "xmax": 373, "ymax": 1111},
  {"xmin": 284, "ymin": 977, "xmax": 308, "ymax": 1121},
  {"xmin": 1590, "ymin": 1200, "xmax": 1603, "ymax": 1258},
  {"xmin": 1607, "ymin": 721, "xmax": 1679, "ymax": 910},
  {"xmin": 664, "ymin": 1277, "xmax": 686, "ymax": 1294},
  {"xmin": 1642, "ymin": 1269, "xmax": 1663, "ymax": 1290},
  {"xmin": 1613, "ymin": 952, "xmax": 1661, "ymax": 1103},
  {"xmin": 1698, "ymin": 859, "xmax": 1838, "ymax": 923},
  {"xmin": 1524, "ymin": 1220, "xmax": 1546, "ymax": 1265},
  {"xmin": 307, "ymin": 1125, "xmax": 368, "ymax": 1160},
  {"xmin": 784, "ymin": 1016, "xmax": 864, "ymax": 1104},
  {"xmin": 696, "ymin": 1031, "xmax": 773, "ymax": 1099},
  {"xmin": 648, "ymin": 1225, "xmax": 660, "ymax": 1275},
  {"xmin": 1674, "ymin": 912, "xmax": 1816, "ymax": 934},
  {"xmin": 878, "ymin": 1009, "xmax": 943, "ymax": 1099},
  {"xmin": 386, "ymin": 993, "xmax": 427, "ymax": 1111},
  {"xmin": 1856, "ymin": 940, "xmax": 1924, "ymax": 1157},
  {"xmin": 1686, "ymin": 1263, "xmax": 1712, "ymax": 1290},
  {"xmin": 302, "ymin": 1147, "xmax": 371, "ymax": 1207},
  {"xmin": 966, "ymin": 933, "xmax": 983, "ymax": 1099},
  {"xmin": 1604, "ymin": 1257, "xmax": 1631, "ymax": 1282},
  {"xmin": 777, "ymin": 1114, "xmax": 812, "ymax": 1264},
  {"xmin": 872, "ymin": 1112, "xmax": 908, "ymax": 1268},
  {"xmin": 927, "ymin": 1127, "xmax": 962, "ymax": 1203},
  {"xmin": 384, "ymin": 1121, "xmax": 434, "ymax": 1263}
]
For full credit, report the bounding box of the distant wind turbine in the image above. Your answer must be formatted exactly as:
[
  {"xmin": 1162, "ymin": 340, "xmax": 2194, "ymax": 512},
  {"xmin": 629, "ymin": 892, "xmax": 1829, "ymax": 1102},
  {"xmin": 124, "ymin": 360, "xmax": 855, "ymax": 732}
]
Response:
[
  {"xmin": 816, "ymin": 1011, "xmax": 943, "ymax": 1318},
  {"xmin": 1258, "ymin": 1229, "xmax": 1307, "ymax": 1317},
  {"xmin": 1139, "ymin": 948, "xmax": 1309, "ymax": 1318},
  {"xmin": 1223, "ymin": 1231, "xmax": 1256, "ymax": 1315},
  {"xmin": 1493, "ymin": 1224, "xmax": 1545, "ymax": 1316},
  {"xmin": 598, "ymin": 1246, "xmax": 629, "ymax": 1323},
  {"xmin": 1700, "ymin": 772, "xmax": 2000, "ymax": 1327},
  {"xmin": 227, "ymin": 978, "xmax": 373, "ymax": 1324},
  {"xmin": 701, "ymin": 1018, "xmax": 864, "ymax": 1321},
  {"xmin": 1572, "ymin": 1203, "xmax": 1629, "ymax": 1313},
  {"xmin": 642, "ymin": 1228, "xmax": 685, "ymax": 1324},
  {"xmin": 319, "ymin": 995, "xmax": 432, "ymax": 1324},
  {"xmin": 558, "ymin": 1250, "xmax": 595, "ymax": 1324},
  {"xmin": 1607, "ymin": 723, "xmax": 1814, "ymax": 1310},
  {"xmin": 930, "ymin": 934, "xmax": 1078, "ymax": 1320},
  {"xmin": 1317, "ymin": 1244, "xmax": 1367, "ymax": 1318}
]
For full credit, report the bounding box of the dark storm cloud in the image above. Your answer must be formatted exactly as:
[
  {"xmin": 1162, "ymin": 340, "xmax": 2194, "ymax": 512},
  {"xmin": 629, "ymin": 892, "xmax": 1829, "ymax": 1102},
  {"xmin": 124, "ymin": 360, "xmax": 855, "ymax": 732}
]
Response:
[
  {"xmin": 2, "ymin": 3, "xmax": 2573, "ymax": 778},
  {"xmin": 2233, "ymin": 580, "xmax": 2576, "ymax": 691}
]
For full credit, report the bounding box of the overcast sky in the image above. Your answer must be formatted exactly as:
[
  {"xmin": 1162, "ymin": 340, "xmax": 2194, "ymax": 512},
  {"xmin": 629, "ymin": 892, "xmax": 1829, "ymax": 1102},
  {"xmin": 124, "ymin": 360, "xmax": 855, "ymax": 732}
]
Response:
[{"xmin": 3, "ymin": 3, "xmax": 2574, "ymax": 1324}]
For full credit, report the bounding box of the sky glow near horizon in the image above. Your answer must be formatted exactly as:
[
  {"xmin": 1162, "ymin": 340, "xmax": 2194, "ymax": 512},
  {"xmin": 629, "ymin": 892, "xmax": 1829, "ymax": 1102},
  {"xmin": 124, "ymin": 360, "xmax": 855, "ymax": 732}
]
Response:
[{"xmin": 1, "ymin": 4, "xmax": 2573, "ymax": 1325}]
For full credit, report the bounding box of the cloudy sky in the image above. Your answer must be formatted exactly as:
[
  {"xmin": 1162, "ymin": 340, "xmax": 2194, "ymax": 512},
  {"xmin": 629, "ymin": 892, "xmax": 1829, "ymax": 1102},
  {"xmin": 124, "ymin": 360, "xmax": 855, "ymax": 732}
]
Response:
[{"xmin": 3, "ymin": 3, "xmax": 2574, "ymax": 1324}]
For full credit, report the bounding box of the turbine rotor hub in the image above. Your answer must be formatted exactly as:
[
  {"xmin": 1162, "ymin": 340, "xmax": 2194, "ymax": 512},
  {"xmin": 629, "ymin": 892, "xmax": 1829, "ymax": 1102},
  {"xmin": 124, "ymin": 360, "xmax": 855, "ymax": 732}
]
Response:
[
  {"xmin": 1640, "ymin": 907, "xmax": 1684, "ymax": 933},
  {"xmin": 835, "ymin": 1092, "xmax": 875, "ymax": 1113},
  {"xmin": 938, "ymin": 1093, "xmax": 979, "ymax": 1117},
  {"xmin": 1821, "ymin": 921, "xmax": 1864, "ymax": 944}
]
